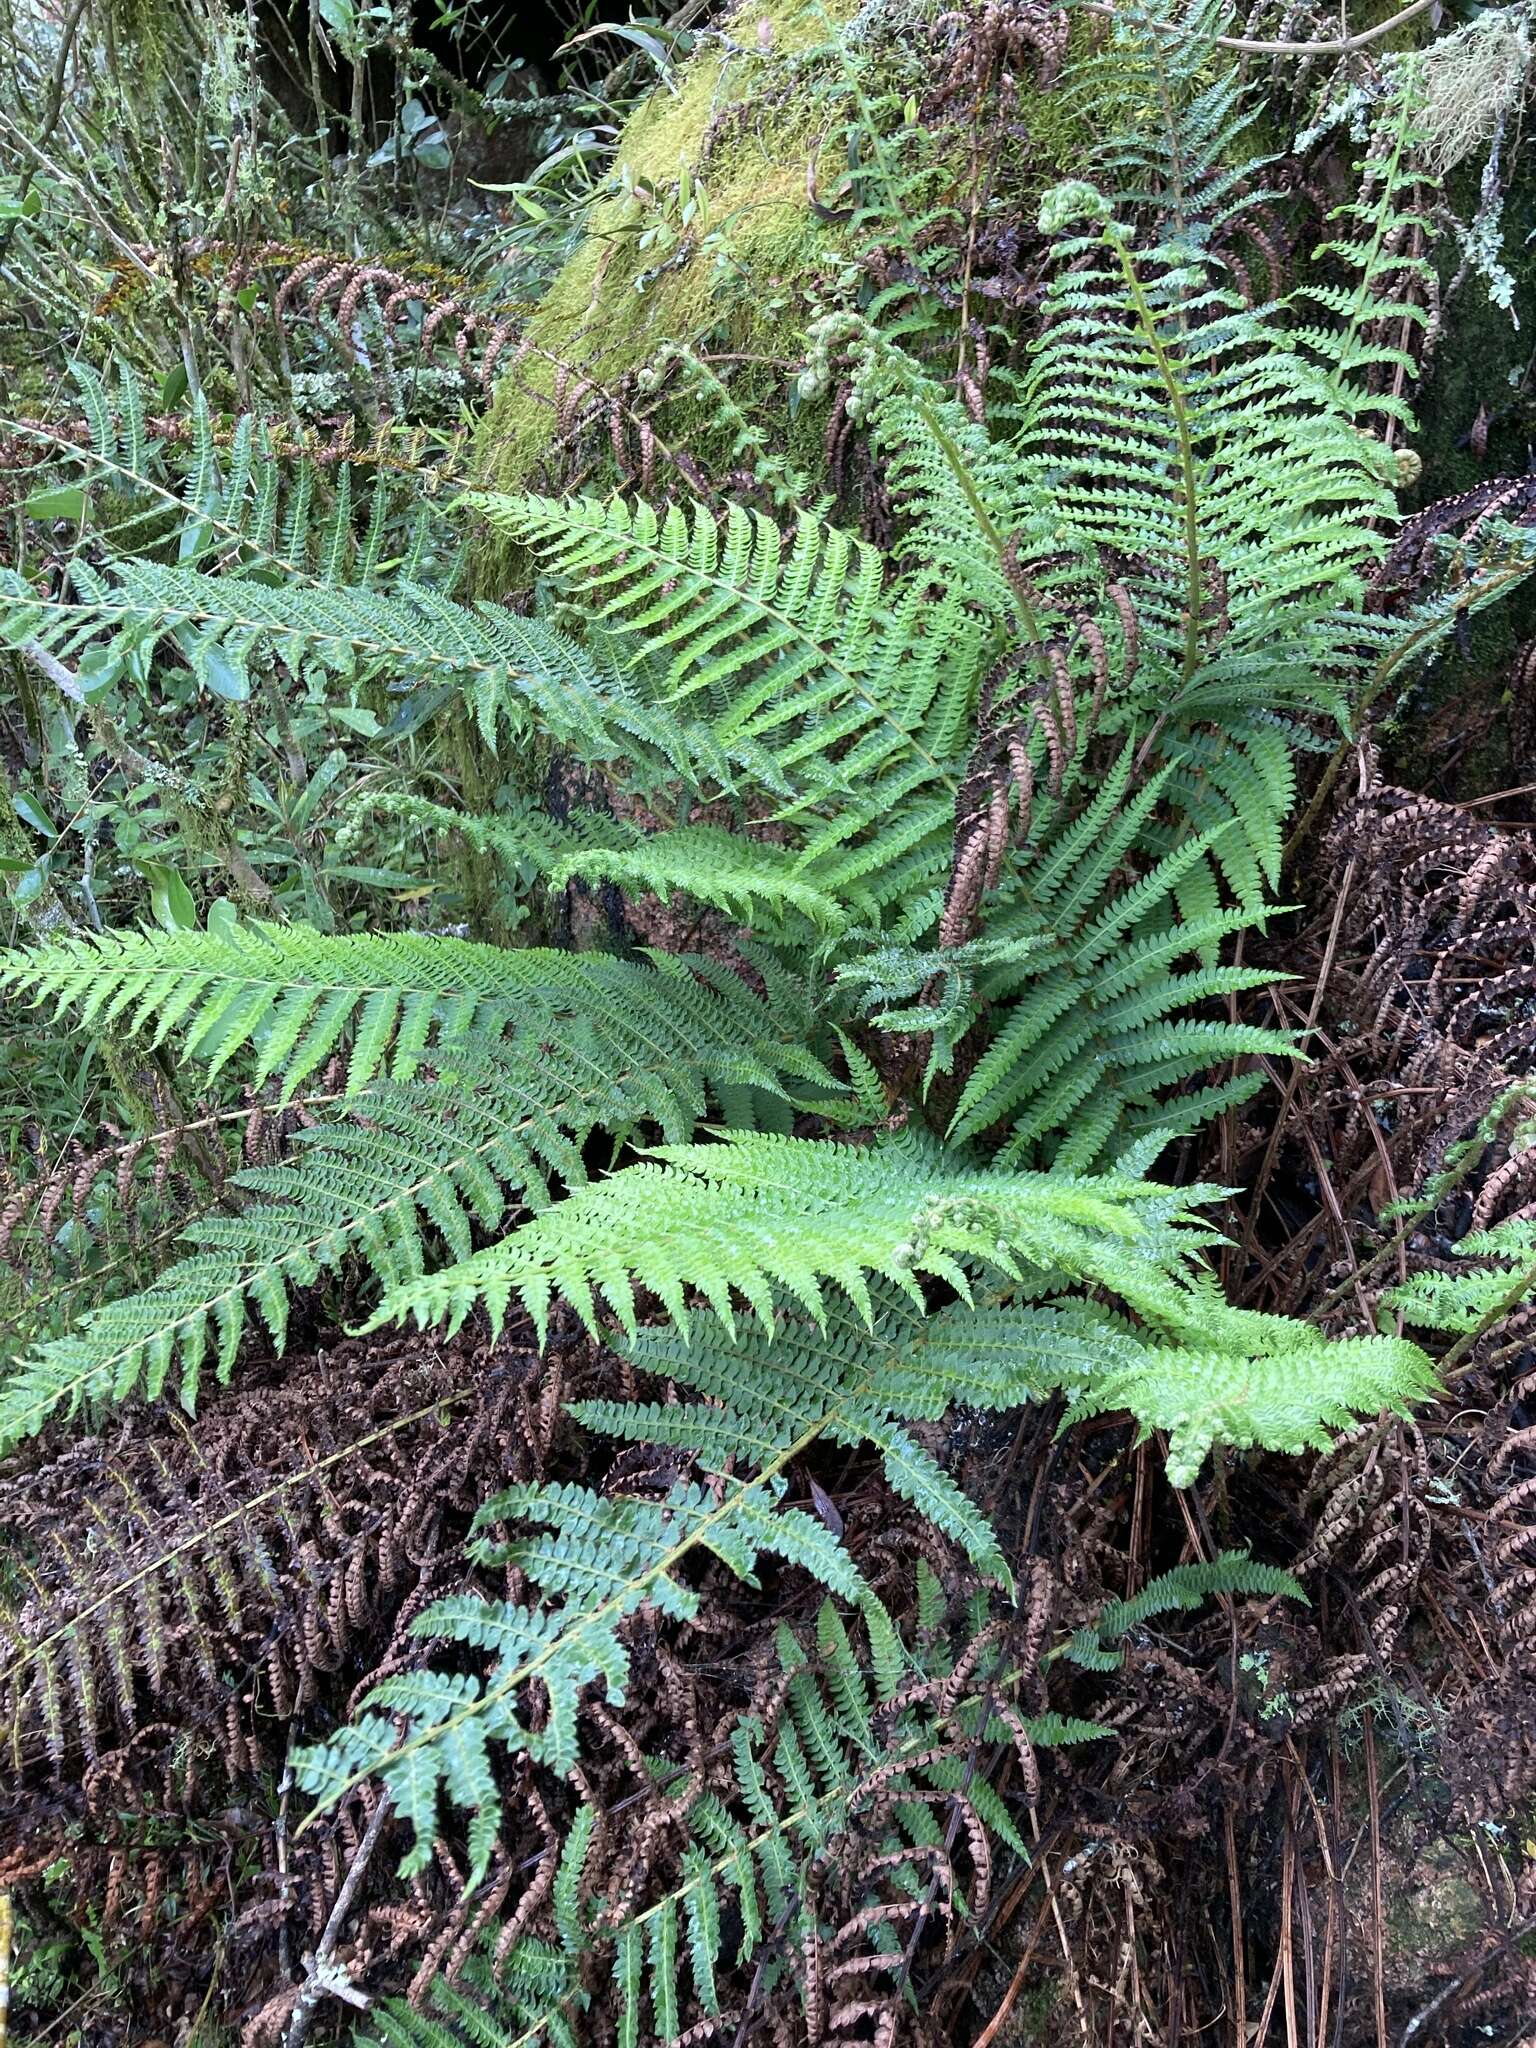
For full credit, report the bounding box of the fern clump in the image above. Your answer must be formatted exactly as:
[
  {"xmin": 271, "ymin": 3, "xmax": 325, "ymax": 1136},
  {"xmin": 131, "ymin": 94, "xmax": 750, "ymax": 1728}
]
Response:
[{"xmin": 8, "ymin": 1, "xmax": 1528, "ymax": 2032}]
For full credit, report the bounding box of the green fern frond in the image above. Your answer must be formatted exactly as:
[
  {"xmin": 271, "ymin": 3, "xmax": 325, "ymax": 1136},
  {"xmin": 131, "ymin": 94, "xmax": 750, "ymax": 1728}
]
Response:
[
  {"xmin": 356, "ymin": 791, "xmax": 637, "ymax": 881},
  {"xmin": 1055, "ymin": 1552, "xmax": 1306, "ymax": 1671},
  {"xmin": 349, "ymin": 1591, "xmax": 1107, "ymax": 2039},
  {"xmin": 466, "ymin": 489, "xmax": 975, "ymax": 799},
  {"xmin": 549, "ymin": 824, "xmax": 852, "ymax": 932},
  {"xmin": 367, "ymin": 790, "xmax": 936, "ymax": 941},
  {"xmin": 6, "ymin": 361, "xmax": 450, "ymax": 590},
  {"xmin": 0, "ymin": 563, "xmax": 728, "ymax": 788},
  {"xmin": 569, "ymin": 1283, "xmax": 1114, "ymax": 1582},
  {"xmin": 1292, "ymin": 79, "xmax": 1436, "ymax": 431},
  {"xmin": 937, "ymin": 773, "xmax": 1296, "ymax": 1165},
  {"xmin": 298, "ymin": 1263, "xmax": 1152, "ymax": 1869},
  {"xmin": 0, "ymin": 963, "xmax": 836, "ymax": 1447},
  {"xmin": 1384, "ymin": 1220, "xmax": 1536, "ymax": 1334},
  {"xmin": 1019, "ymin": 233, "xmax": 1393, "ymax": 718},
  {"xmin": 368, "ymin": 1128, "xmax": 1219, "ymax": 1347},
  {"xmin": 358, "ymin": 1940, "xmax": 583, "ymax": 2048},
  {"xmin": 0, "ymin": 923, "xmax": 830, "ymax": 1103},
  {"xmin": 849, "ymin": 343, "xmax": 1068, "ymax": 625},
  {"xmin": 1066, "ymin": 1292, "xmax": 1440, "ymax": 1487},
  {"xmin": 295, "ymin": 1472, "xmax": 867, "ymax": 1877},
  {"xmin": 1077, "ymin": 0, "xmax": 1271, "ymax": 247}
]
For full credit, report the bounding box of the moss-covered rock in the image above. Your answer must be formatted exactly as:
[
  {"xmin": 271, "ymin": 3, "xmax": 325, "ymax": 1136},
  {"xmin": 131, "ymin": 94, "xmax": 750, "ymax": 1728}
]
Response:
[
  {"xmin": 1382, "ymin": 139, "xmax": 1536, "ymax": 801},
  {"xmin": 473, "ymin": 0, "xmax": 865, "ymax": 507},
  {"xmin": 469, "ymin": 0, "xmax": 1094, "ymax": 563}
]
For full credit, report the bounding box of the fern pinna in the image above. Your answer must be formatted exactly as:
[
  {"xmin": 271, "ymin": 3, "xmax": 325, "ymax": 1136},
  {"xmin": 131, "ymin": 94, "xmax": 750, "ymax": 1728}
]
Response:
[{"xmin": 4, "ymin": 6, "xmax": 1529, "ymax": 2037}]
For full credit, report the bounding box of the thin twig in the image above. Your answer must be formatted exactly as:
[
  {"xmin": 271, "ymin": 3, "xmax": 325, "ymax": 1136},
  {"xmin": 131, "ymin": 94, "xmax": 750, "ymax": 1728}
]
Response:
[
  {"xmin": 21, "ymin": 639, "xmax": 277, "ymax": 905},
  {"xmin": 0, "ymin": 1890, "xmax": 11, "ymax": 2048},
  {"xmin": 973, "ymin": 1891, "xmax": 1056, "ymax": 2048},
  {"xmin": 1401, "ymin": 1914, "xmax": 1536, "ymax": 2043},
  {"xmin": 1363, "ymin": 1713, "xmax": 1387, "ymax": 2048},
  {"xmin": 282, "ymin": 1793, "xmax": 393, "ymax": 2048},
  {"xmin": 1227, "ymin": 1806, "xmax": 1248, "ymax": 2048},
  {"xmin": 276, "ymin": 1742, "xmax": 297, "ymax": 1986},
  {"xmin": 0, "ymin": 0, "xmax": 91, "ymax": 259}
]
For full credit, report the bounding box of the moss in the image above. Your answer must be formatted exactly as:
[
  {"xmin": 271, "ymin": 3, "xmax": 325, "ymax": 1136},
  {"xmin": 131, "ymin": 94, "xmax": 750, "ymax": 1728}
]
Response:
[
  {"xmin": 1354, "ymin": 0, "xmax": 1441, "ymax": 47},
  {"xmin": 1381, "ymin": 1843, "xmax": 1484, "ymax": 1983},
  {"xmin": 471, "ymin": 0, "xmax": 1085, "ymax": 568},
  {"xmin": 475, "ymin": 1, "xmax": 859, "ymax": 513}
]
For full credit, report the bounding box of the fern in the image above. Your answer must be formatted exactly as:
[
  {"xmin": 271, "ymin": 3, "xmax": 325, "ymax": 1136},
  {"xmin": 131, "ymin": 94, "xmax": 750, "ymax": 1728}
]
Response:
[
  {"xmin": 1384, "ymin": 1219, "xmax": 1536, "ymax": 1334},
  {"xmin": 467, "ymin": 488, "xmax": 979, "ymax": 805},
  {"xmin": 1292, "ymin": 72, "xmax": 1435, "ymax": 431},
  {"xmin": 578, "ymin": 1284, "xmax": 1115, "ymax": 1585},
  {"xmin": 298, "ymin": 1260, "xmax": 1149, "ymax": 1865},
  {"xmin": 931, "ymin": 752, "xmax": 1296, "ymax": 1168},
  {"xmin": 368, "ymin": 1127, "xmax": 1223, "ymax": 1347},
  {"xmin": 1063, "ymin": 1287, "xmax": 1439, "ymax": 1488},
  {"xmin": 0, "ymin": 1356, "xmax": 485, "ymax": 1768},
  {"xmin": 298, "ymin": 1123, "xmax": 1436, "ymax": 1871},
  {"xmin": 1055, "ymin": 1553, "xmax": 1307, "ymax": 1672},
  {"xmin": 7, "ymin": 208, "xmax": 1465, "ymax": 1174},
  {"xmin": 0, "ymin": 945, "xmax": 837, "ymax": 1448},
  {"xmin": 7, "ymin": 360, "xmax": 455, "ymax": 592},
  {"xmin": 1002, "ymin": 232, "xmax": 1390, "ymax": 915},
  {"xmin": 551, "ymin": 826, "xmax": 857, "ymax": 934},
  {"xmin": 376, "ymin": 1130, "xmax": 1434, "ymax": 1486},
  {"xmin": 2, "ymin": 15, "xmax": 1507, "ymax": 2023},
  {"xmin": 0, "ymin": 922, "xmax": 832, "ymax": 1103},
  {"xmin": 296, "ymin": 1470, "xmax": 866, "ymax": 1877},
  {"xmin": 351, "ymin": 1591, "xmax": 1104, "ymax": 2044},
  {"xmin": 361, "ymin": 794, "xmax": 874, "ymax": 936},
  {"xmin": 1067, "ymin": 0, "xmax": 1272, "ymax": 252},
  {"xmin": 359, "ymin": 1942, "xmax": 584, "ymax": 2048},
  {"xmin": 0, "ymin": 561, "xmax": 743, "ymax": 789}
]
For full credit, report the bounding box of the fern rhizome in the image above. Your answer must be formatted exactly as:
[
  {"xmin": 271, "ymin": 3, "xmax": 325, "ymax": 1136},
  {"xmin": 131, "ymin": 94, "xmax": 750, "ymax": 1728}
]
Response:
[{"xmin": 4, "ymin": 1, "xmax": 1536, "ymax": 2040}]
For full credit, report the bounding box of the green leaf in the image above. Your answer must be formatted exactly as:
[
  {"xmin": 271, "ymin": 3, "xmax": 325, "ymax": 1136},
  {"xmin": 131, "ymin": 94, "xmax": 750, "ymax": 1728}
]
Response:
[
  {"xmin": 13, "ymin": 791, "xmax": 56, "ymax": 838},
  {"xmin": 23, "ymin": 485, "xmax": 85, "ymax": 524},
  {"xmin": 10, "ymin": 857, "xmax": 48, "ymax": 908},
  {"xmin": 137, "ymin": 861, "xmax": 198, "ymax": 933},
  {"xmin": 196, "ymin": 641, "xmax": 250, "ymax": 701},
  {"xmin": 0, "ymin": 178, "xmax": 41, "ymax": 221}
]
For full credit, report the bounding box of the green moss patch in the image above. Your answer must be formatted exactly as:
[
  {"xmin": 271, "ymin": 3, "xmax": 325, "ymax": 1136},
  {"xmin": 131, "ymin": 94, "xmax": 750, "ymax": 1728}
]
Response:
[{"xmin": 475, "ymin": 0, "xmax": 863, "ymax": 503}]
